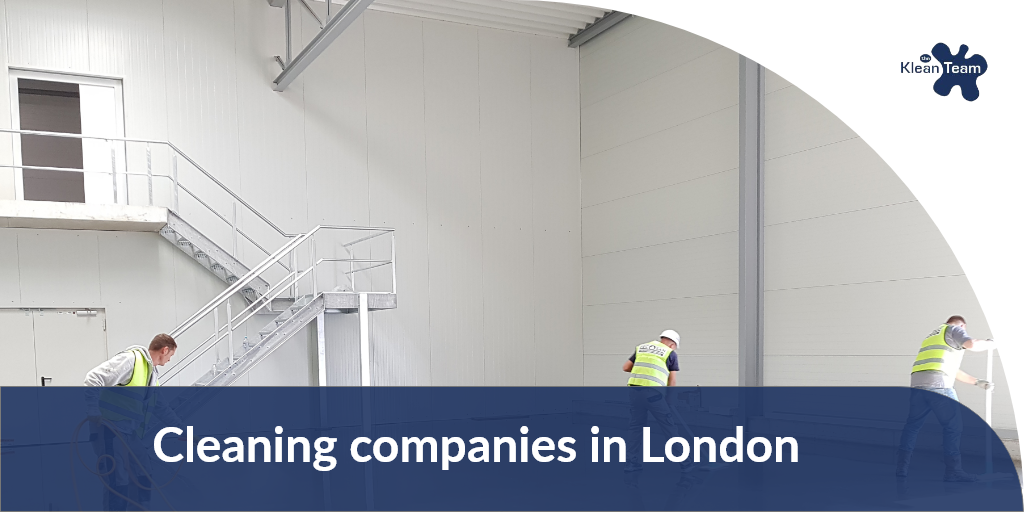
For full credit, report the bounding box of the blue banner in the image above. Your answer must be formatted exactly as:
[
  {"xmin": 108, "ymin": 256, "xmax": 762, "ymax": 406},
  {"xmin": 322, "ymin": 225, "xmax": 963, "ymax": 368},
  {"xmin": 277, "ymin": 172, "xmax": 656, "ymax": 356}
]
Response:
[{"xmin": 2, "ymin": 387, "xmax": 1019, "ymax": 511}]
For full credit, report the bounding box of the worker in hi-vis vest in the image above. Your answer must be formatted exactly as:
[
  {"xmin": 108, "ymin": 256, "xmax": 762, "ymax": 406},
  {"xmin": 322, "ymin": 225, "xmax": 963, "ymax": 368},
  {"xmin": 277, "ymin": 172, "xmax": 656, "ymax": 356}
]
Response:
[
  {"xmin": 622, "ymin": 330, "xmax": 695, "ymax": 472},
  {"xmin": 84, "ymin": 334, "xmax": 185, "ymax": 511},
  {"xmin": 896, "ymin": 316, "xmax": 996, "ymax": 482}
]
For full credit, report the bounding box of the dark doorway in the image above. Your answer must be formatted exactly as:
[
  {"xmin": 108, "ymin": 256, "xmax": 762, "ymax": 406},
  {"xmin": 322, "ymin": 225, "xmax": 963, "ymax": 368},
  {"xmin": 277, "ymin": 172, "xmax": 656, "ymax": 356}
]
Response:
[{"xmin": 18, "ymin": 78, "xmax": 85, "ymax": 202}]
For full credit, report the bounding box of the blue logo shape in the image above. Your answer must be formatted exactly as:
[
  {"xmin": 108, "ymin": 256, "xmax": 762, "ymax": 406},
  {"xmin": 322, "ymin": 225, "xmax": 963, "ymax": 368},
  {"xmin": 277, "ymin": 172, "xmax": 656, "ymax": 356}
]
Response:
[
  {"xmin": 920, "ymin": 54, "xmax": 931, "ymax": 63},
  {"xmin": 931, "ymin": 43, "xmax": 987, "ymax": 101}
]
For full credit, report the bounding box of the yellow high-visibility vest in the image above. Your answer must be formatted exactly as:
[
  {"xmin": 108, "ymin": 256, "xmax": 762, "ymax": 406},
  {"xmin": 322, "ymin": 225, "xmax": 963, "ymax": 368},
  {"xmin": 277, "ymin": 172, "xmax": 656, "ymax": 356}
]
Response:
[
  {"xmin": 98, "ymin": 349, "xmax": 157, "ymax": 438},
  {"xmin": 628, "ymin": 341, "xmax": 673, "ymax": 386},
  {"xmin": 911, "ymin": 324, "xmax": 965, "ymax": 376}
]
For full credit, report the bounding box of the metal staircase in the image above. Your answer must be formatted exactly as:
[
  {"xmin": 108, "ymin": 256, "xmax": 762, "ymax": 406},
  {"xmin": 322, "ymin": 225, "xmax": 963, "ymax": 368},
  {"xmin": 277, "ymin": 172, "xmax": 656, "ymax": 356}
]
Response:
[
  {"xmin": 160, "ymin": 211, "xmax": 269, "ymax": 303},
  {"xmin": 0, "ymin": 128, "xmax": 397, "ymax": 387}
]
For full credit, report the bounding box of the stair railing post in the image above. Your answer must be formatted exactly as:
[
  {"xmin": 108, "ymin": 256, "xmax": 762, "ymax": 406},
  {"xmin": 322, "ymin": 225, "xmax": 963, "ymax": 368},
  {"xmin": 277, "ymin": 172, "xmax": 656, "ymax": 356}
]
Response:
[
  {"xmin": 227, "ymin": 299, "xmax": 234, "ymax": 369},
  {"xmin": 391, "ymin": 231, "xmax": 396, "ymax": 295},
  {"xmin": 109, "ymin": 141, "xmax": 118, "ymax": 205},
  {"xmin": 146, "ymin": 144, "xmax": 153, "ymax": 206},
  {"xmin": 290, "ymin": 249, "xmax": 298, "ymax": 298},
  {"xmin": 213, "ymin": 307, "xmax": 219, "ymax": 370},
  {"xmin": 172, "ymin": 154, "xmax": 179, "ymax": 212},
  {"xmin": 311, "ymin": 238, "xmax": 318, "ymax": 297}
]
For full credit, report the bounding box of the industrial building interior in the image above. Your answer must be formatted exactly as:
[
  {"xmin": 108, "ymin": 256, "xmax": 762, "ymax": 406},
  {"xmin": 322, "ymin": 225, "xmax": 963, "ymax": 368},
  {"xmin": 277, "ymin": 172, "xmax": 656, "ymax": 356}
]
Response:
[{"xmin": 0, "ymin": 0, "xmax": 1015, "ymax": 464}]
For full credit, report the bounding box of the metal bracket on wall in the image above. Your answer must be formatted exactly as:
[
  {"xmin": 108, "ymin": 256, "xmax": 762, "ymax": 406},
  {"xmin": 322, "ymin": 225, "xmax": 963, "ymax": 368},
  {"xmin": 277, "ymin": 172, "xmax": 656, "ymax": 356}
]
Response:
[{"xmin": 271, "ymin": 0, "xmax": 375, "ymax": 91}]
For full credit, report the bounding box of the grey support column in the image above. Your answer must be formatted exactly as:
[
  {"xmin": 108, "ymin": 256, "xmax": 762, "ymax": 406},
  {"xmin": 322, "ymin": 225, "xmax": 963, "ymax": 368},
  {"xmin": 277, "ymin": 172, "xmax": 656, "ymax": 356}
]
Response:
[{"xmin": 738, "ymin": 56, "xmax": 765, "ymax": 387}]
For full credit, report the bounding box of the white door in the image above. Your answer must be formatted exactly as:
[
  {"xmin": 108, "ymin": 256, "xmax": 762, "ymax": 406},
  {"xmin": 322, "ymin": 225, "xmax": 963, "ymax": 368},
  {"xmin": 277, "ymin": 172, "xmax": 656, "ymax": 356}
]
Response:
[
  {"xmin": 31, "ymin": 309, "xmax": 108, "ymax": 386},
  {"xmin": 9, "ymin": 69, "xmax": 126, "ymax": 205}
]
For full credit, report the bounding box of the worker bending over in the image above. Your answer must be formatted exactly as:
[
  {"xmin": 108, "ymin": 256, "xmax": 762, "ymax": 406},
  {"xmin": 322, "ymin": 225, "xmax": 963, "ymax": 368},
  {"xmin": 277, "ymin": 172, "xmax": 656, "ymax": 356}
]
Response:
[
  {"xmin": 896, "ymin": 316, "xmax": 996, "ymax": 482},
  {"xmin": 84, "ymin": 334, "xmax": 185, "ymax": 511},
  {"xmin": 622, "ymin": 330, "xmax": 693, "ymax": 472}
]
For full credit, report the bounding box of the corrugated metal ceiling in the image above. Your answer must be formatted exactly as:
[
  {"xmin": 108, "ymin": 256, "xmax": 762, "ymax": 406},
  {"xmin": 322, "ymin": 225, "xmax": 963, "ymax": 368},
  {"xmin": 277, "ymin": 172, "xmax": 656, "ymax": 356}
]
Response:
[{"xmin": 317, "ymin": 0, "xmax": 609, "ymax": 39}]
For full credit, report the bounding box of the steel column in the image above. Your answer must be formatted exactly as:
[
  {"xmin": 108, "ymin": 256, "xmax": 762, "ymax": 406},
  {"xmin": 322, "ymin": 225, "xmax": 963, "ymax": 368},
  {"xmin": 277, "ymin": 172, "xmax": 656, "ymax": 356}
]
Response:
[
  {"xmin": 359, "ymin": 292, "xmax": 370, "ymax": 386},
  {"xmin": 738, "ymin": 56, "xmax": 765, "ymax": 388},
  {"xmin": 316, "ymin": 311, "xmax": 327, "ymax": 387}
]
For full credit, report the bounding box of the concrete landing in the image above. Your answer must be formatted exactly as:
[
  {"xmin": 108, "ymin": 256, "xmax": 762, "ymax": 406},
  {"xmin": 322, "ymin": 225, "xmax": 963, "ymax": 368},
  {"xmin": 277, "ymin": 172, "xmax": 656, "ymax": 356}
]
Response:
[{"xmin": 0, "ymin": 200, "xmax": 168, "ymax": 231}]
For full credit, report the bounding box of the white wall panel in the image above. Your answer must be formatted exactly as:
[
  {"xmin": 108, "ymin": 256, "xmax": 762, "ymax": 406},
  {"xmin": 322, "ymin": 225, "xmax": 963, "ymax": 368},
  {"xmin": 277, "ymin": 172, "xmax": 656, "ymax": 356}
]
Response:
[
  {"xmin": 530, "ymin": 36, "xmax": 583, "ymax": 386},
  {"xmin": 302, "ymin": 16, "xmax": 370, "ymax": 228},
  {"xmin": 581, "ymin": 105, "xmax": 736, "ymax": 208},
  {"xmin": 162, "ymin": 0, "xmax": 241, "ymax": 194},
  {"xmin": 96, "ymin": 231, "xmax": 178, "ymax": 354},
  {"xmin": 764, "ymin": 201, "xmax": 964, "ymax": 290},
  {"xmin": 480, "ymin": 30, "xmax": 534, "ymax": 385},
  {"xmin": 764, "ymin": 84, "xmax": 857, "ymax": 161},
  {"xmin": 17, "ymin": 229, "xmax": 101, "ymax": 306},
  {"xmin": 583, "ymin": 169, "xmax": 736, "ymax": 257},
  {"xmin": 86, "ymin": 0, "xmax": 168, "ymax": 140},
  {"xmin": 233, "ymin": 0, "xmax": 308, "ymax": 236},
  {"xmin": 584, "ymin": 294, "xmax": 738, "ymax": 357},
  {"xmin": 578, "ymin": 15, "xmax": 643, "ymax": 59},
  {"xmin": 764, "ymin": 137, "xmax": 916, "ymax": 226},
  {"xmin": 5, "ymin": 0, "xmax": 90, "ymax": 72},
  {"xmin": 580, "ymin": 20, "xmax": 720, "ymax": 108},
  {"xmin": 364, "ymin": 11, "xmax": 431, "ymax": 385},
  {"xmin": 581, "ymin": 48, "xmax": 737, "ymax": 158},
  {"xmin": 423, "ymin": 20, "xmax": 484, "ymax": 386},
  {"xmin": 583, "ymin": 233, "xmax": 737, "ymax": 306},
  {"xmin": 0, "ymin": 229, "xmax": 21, "ymax": 305}
]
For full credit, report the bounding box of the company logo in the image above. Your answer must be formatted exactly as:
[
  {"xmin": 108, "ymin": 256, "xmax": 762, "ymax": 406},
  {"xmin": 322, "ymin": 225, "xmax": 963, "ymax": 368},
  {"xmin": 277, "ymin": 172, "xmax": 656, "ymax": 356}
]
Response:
[{"xmin": 901, "ymin": 43, "xmax": 987, "ymax": 101}]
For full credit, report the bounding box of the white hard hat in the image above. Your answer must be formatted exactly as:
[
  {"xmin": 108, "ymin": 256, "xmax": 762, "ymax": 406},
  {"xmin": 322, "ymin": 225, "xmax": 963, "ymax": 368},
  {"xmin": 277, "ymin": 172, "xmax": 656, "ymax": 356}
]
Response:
[{"xmin": 660, "ymin": 330, "xmax": 680, "ymax": 344}]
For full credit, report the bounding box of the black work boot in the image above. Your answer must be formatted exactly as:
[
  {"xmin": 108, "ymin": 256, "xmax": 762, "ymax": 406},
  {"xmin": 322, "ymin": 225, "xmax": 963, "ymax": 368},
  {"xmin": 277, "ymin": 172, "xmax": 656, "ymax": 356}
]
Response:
[
  {"xmin": 895, "ymin": 449, "xmax": 912, "ymax": 477},
  {"xmin": 943, "ymin": 454, "xmax": 978, "ymax": 482}
]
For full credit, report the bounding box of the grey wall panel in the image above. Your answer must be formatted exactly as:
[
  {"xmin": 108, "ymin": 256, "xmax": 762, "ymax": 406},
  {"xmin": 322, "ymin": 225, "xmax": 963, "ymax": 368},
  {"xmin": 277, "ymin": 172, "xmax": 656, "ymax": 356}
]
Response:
[
  {"xmin": 764, "ymin": 85, "xmax": 857, "ymax": 161},
  {"xmin": 581, "ymin": 48, "xmax": 737, "ymax": 158},
  {"xmin": 580, "ymin": 20, "xmax": 720, "ymax": 108},
  {"xmin": 764, "ymin": 69, "xmax": 793, "ymax": 95},
  {"xmin": 583, "ymin": 169, "xmax": 737, "ymax": 257},
  {"xmin": 578, "ymin": 15, "xmax": 644, "ymax": 60},
  {"xmin": 480, "ymin": 30, "xmax": 534, "ymax": 385},
  {"xmin": 580, "ymin": 18, "xmax": 738, "ymax": 387},
  {"xmin": 327, "ymin": 313, "xmax": 361, "ymax": 386},
  {"xmin": 764, "ymin": 275, "xmax": 989, "ymax": 357},
  {"xmin": 17, "ymin": 229, "xmax": 101, "ymax": 306},
  {"xmin": 581, "ymin": 105, "xmax": 737, "ymax": 208},
  {"xmin": 86, "ymin": 0, "xmax": 168, "ymax": 140},
  {"xmin": 764, "ymin": 138, "xmax": 916, "ymax": 226},
  {"xmin": 5, "ymin": 0, "xmax": 90, "ymax": 72},
  {"xmin": 0, "ymin": 229, "xmax": 21, "ymax": 305},
  {"xmin": 583, "ymin": 233, "xmax": 737, "ymax": 306},
  {"xmin": 423, "ymin": 20, "xmax": 484, "ymax": 386},
  {"xmin": 764, "ymin": 202, "xmax": 964, "ymax": 290},
  {"xmin": 364, "ymin": 11, "xmax": 431, "ymax": 386},
  {"xmin": 246, "ymin": 325, "xmax": 314, "ymax": 385},
  {"xmin": 530, "ymin": 36, "xmax": 583, "ymax": 386},
  {"xmin": 584, "ymin": 354, "xmax": 737, "ymax": 386},
  {"xmin": 584, "ymin": 294, "xmax": 738, "ymax": 358}
]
